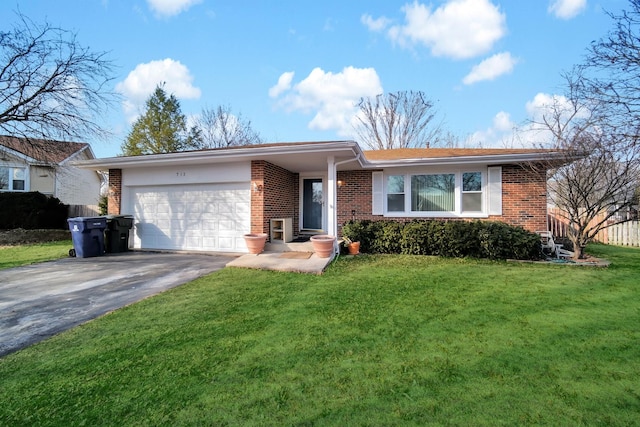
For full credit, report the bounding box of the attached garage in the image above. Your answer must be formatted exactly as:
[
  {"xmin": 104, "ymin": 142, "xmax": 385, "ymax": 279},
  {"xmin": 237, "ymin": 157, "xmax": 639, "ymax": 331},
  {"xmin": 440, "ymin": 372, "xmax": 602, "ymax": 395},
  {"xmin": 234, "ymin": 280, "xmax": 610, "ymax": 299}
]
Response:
[
  {"xmin": 116, "ymin": 161, "xmax": 252, "ymax": 253},
  {"xmin": 130, "ymin": 183, "xmax": 250, "ymax": 252}
]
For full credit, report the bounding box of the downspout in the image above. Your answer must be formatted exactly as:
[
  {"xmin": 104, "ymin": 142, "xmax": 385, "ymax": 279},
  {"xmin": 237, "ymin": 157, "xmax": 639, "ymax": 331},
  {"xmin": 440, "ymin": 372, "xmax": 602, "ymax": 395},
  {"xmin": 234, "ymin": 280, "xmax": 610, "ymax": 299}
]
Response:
[{"xmin": 328, "ymin": 154, "xmax": 361, "ymax": 253}]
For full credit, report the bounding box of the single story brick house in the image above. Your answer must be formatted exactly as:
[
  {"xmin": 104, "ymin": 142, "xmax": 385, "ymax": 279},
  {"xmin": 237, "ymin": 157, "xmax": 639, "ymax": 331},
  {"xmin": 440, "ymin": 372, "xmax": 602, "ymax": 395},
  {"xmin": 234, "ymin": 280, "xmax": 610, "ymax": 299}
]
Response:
[{"xmin": 77, "ymin": 140, "xmax": 560, "ymax": 253}]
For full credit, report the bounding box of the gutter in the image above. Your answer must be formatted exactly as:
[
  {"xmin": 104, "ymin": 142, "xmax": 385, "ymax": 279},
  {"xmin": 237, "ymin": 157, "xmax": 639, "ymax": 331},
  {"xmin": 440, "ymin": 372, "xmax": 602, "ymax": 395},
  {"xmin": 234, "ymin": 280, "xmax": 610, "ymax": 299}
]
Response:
[
  {"xmin": 73, "ymin": 141, "xmax": 362, "ymax": 170},
  {"xmin": 360, "ymin": 151, "xmax": 571, "ymax": 168}
]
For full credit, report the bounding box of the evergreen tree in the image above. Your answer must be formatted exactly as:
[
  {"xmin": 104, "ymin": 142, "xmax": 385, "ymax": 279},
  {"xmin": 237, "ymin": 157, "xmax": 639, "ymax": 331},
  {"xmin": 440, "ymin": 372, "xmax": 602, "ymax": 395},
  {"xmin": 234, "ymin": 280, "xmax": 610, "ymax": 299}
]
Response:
[{"xmin": 121, "ymin": 84, "xmax": 201, "ymax": 155}]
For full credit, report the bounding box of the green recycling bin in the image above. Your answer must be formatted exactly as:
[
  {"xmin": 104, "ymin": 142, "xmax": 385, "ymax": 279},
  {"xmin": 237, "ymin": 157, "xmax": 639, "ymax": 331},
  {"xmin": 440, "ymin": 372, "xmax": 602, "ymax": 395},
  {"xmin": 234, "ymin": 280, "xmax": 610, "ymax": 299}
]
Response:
[{"xmin": 105, "ymin": 215, "xmax": 134, "ymax": 253}]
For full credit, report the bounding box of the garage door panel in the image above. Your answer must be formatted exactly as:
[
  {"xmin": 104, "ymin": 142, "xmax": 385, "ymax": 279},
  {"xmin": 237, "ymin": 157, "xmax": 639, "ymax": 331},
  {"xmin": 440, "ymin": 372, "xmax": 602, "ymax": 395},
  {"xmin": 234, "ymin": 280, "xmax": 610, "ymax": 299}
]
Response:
[
  {"xmin": 202, "ymin": 220, "xmax": 218, "ymax": 231},
  {"xmin": 156, "ymin": 203, "xmax": 170, "ymax": 213},
  {"xmin": 218, "ymin": 237, "xmax": 234, "ymax": 250},
  {"xmin": 236, "ymin": 201, "xmax": 250, "ymax": 214},
  {"xmin": 130, "ymin": 183, "xmax": 250, "ymax": 252},
  {"xmin": 203, "ymin": 205, "xmax": 218, "ymax": 214},
  {"xmin": 203, "ymin": 237, "xmax": 217, "ymax": 248},
  {"xmin": 201, "ymin": 212, "xmax": 218, "ymax": 221},
  {"xmin": 218, "ymin": 202, "xmax": 233, "ymax": 213}
]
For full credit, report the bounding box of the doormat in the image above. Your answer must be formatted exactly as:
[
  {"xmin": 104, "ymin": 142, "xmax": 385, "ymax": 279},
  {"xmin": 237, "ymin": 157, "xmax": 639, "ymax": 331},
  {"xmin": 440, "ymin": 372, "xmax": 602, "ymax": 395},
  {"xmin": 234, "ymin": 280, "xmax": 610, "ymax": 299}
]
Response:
[
  {"xmin": 279, "ymin": 252, "xmax": 313, "ymax": 259},
  {"xmin": 291, "ymin": 235, "xmax": 311, "ymax": 243}
]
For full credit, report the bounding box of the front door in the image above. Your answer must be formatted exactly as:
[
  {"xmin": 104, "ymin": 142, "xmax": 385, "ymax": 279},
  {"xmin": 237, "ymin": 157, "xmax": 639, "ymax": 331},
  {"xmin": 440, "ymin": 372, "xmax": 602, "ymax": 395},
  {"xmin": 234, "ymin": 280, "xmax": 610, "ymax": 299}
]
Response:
[{"xmin": 302, "ymin": 178, "xmax": 323, "ymax": 230}]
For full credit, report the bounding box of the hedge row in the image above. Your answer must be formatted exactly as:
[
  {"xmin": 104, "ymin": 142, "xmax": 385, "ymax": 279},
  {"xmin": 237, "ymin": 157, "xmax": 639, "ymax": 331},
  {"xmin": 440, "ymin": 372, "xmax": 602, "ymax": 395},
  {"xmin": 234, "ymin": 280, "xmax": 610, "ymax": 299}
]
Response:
[
  {"xmin": 341, "ymin": 219, "xmax": 542, "ymax": 260},
  {"xmin": 0, "ymin": 192, "xmax": 69, "ymax": 229}
]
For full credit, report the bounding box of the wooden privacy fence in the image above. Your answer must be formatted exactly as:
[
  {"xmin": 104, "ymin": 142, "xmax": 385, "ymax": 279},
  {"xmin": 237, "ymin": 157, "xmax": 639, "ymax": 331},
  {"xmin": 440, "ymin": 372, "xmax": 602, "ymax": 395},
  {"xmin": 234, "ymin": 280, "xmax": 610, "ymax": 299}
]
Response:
[
  {"xmin": 548, "ymin": 207, "xmax": 640, "ymax": 247},
  {"xmin": 68, "ymin": 205, "xmax": 100, "ymax": 218},
  {"xmin": 603, "ymin": 221, "xmax": 640, "ymax": 247}
]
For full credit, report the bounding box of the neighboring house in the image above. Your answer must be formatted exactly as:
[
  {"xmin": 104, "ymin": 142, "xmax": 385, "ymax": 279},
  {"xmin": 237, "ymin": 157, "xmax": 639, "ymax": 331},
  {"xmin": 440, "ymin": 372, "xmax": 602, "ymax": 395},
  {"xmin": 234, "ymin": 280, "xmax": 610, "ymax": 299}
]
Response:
[
  {"xmin": 77, "ymin": 140, "xmax": 562, "ymax": 253},
  {"xmin": 0, "ymin": 135, "xmax": 102, "ymax": 206}
]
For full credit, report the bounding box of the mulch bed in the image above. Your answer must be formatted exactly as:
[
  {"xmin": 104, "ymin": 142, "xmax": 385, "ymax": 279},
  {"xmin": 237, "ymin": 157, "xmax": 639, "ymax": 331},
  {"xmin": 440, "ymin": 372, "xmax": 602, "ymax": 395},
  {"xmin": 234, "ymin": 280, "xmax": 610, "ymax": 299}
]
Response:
[
  {"xmin": 509, "ymin": 254, "xmax": 610, "ymax": 267},
  {"xmin": 0, "ymin": 229, "xmax": 71, "ymax": 246}
]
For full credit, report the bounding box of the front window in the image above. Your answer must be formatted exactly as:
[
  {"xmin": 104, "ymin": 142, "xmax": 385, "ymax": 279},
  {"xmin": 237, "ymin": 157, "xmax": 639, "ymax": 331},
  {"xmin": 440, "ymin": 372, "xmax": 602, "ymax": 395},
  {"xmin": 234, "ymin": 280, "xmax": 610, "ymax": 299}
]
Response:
[
  {"xmin": 0, "ymin": 166, "xmax": 27, "ymax": 191},
  {"xmin": 411, "ymin": 174, "xmax": 455, "ymax": 212},
  {"xmin": 386, "ymin": 175, "xmax": 405, "ymax": 212},
  {"xmin": 462, "ymin": 172, "xmax": 482, "ymax": 212},
  {"xmin": 384, "ymin": 170, "xmax": 485, "ymax": 216}
]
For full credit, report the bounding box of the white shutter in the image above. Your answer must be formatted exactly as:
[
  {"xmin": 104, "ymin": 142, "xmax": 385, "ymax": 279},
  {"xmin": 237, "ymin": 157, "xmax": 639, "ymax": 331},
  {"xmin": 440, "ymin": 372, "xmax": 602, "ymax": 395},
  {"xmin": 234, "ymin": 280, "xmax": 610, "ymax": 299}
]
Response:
[
  {"xmin": 372, "ymin": 171, "xmax": 384, "ymax": 215},
  {"xmin": 488, "ymin": 166, "xmax": 502, "ymax": 215}
]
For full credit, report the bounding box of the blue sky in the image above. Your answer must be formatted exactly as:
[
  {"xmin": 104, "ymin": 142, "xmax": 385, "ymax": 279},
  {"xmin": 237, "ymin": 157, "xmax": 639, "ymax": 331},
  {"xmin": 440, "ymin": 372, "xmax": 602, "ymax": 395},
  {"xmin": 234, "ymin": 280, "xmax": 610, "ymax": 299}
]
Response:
[{"xmin": 0, "ymin": 0, "xmax": 629, "ymax": 158}]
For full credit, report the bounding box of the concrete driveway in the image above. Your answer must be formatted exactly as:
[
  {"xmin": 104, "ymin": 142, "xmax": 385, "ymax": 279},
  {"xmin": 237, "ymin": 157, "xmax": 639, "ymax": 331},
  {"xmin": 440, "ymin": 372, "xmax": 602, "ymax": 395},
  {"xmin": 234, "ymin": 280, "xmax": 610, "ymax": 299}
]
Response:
[{"xmin": 0, "ymin": 251, "xmax": 233, "ymax": 357}]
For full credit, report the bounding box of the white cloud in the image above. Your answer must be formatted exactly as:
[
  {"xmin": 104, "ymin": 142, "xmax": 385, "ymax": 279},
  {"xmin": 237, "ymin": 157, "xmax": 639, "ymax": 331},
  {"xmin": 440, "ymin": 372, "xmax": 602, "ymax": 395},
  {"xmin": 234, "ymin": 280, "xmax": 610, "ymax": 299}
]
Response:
[
  {"xmin": 386, "ymin": 0, "xmax": 506, "ymax": 59},
  {"xmin": 525, "ymin": 92, "xmax": 573, "ymax": 121},
  {"xmin": 268, "ymin": 72, "xmax": 295, "ymax": 98},
  {"xmin": 361, "ymin": 14, "xmax": 392, "ymax": 32},
  {"xmin": 468, "ymin": 92, "xmax": 590, "ymax": 148},
  {"xmin": 463, "ymin": 52, "xmax": 518, "ymax": 85},
  {"xmin": 468, "ymin": 111, "xmax": 517, "ymax": 147},
  {"xmin": 493, "ymin": 111, "xmax": 515, "ymax": 132},
  {"xmin": 271, "ymin": 66, "xmax": 383, "ymax": 136},
  {"xmin": 116, "ymin": 58, "xmax": 201, "ymax": 121},
  {"xmin": 548, "ymin": 0, "xmax": 587, "ymax": 20},
  {"xmin": 146, "ymin": 0, "xmax": 201, "ymax": 17}
]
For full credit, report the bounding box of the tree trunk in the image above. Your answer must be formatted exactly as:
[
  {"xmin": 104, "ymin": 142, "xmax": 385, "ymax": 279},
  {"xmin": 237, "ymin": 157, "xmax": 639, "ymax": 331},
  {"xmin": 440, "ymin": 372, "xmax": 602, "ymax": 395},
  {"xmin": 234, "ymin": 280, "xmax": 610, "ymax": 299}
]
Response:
[{"xmin": 567, "ymin": 233, "xmax": 583, "ymax": 260}]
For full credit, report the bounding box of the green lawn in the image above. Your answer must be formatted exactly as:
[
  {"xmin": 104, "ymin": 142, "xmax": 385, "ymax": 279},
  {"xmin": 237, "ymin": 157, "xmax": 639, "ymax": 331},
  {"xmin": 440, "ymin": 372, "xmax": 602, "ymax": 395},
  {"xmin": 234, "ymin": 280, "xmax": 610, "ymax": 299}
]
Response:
[
  {"xmin": 1, "ymin": 244, "xmax": 639, "ymax": 426},
  {"xmin": 0, "ymin": 240, "xmax": 72, "ymax": 269}
]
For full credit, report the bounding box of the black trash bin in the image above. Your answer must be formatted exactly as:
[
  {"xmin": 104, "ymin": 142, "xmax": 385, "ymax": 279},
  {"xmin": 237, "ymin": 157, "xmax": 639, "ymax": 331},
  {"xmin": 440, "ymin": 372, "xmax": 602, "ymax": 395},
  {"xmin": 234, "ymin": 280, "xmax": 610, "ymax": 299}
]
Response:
[
  {"xmin": 67, "ymin": 216, "xmax": 107, "ymax": 258},
  {"xmin": 105, "ymin": 215, "xmax": 134, "ymax": 253}
]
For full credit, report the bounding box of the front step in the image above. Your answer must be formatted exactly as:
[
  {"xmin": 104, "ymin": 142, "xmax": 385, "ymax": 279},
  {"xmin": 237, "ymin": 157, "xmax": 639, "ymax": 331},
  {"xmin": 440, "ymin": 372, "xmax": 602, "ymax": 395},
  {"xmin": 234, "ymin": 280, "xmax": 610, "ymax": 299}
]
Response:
[{"xmin": 265, "ymin": 241, "xmax": 315, "ymax": 253}]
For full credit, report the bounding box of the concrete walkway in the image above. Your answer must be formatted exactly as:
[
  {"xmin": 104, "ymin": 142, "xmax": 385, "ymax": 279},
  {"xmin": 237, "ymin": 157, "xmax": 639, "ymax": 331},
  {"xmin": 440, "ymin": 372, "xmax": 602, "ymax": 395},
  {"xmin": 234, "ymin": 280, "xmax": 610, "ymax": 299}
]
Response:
[
  {"xmin": 226, "ymin": 251, "xmax": 335, "ymax": 274},
  {"xmin": 0, "ymin": 252, "xmax": 231, "ymax": 357}
]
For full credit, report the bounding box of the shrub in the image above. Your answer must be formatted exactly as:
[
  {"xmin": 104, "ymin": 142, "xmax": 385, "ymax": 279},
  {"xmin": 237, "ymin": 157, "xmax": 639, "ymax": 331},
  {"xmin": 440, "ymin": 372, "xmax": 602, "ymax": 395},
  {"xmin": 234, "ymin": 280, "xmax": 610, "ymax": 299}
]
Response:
[
  {"xmin": 98, "ymin": 194, "xmax": 108, "ymax": 215},
  {"xmin": 341, "ymin": 219, "xmax": 542, "ymax": 260},
  {"xmin": 0, "ymin": 192, "xmax": 69, "ymax": 229},
  {"xmin": 400, "ymin": 221, "xmax": 433, "ymax": 255},
  {"xmin": 478, "ymin": 221, "xmax": 541, "ymax": 260}
]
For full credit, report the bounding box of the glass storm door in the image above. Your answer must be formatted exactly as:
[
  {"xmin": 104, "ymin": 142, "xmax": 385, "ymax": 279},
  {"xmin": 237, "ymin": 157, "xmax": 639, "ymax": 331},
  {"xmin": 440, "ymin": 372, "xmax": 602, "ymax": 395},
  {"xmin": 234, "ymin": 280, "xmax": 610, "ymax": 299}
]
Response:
[{"xmin": 302, "ymin": 178, "xmax": 323, "ymax": 230}]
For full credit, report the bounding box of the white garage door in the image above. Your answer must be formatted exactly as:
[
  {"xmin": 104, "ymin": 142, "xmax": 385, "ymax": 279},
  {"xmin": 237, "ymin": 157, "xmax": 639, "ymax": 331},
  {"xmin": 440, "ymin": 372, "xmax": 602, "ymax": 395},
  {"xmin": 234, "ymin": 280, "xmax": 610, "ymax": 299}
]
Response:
[{"xmin": 130, "ymin": 183, "xmax": 250, "ymax": 252}]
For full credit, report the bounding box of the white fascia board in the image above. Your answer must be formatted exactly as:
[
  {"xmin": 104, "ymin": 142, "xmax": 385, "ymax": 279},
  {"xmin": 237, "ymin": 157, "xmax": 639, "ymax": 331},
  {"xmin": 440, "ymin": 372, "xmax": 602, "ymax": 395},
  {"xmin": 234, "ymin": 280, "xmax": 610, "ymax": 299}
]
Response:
[
  {"xmin": 362, "ymin": 152, "xmax": 567, "ymax": 168},
  {"xmin": 73, "ymin": 141, "xmax": 363, "ymax": 170},
  {"xmin": 59, "ymin": 145, "xmax": 94, "ymax": 166}
]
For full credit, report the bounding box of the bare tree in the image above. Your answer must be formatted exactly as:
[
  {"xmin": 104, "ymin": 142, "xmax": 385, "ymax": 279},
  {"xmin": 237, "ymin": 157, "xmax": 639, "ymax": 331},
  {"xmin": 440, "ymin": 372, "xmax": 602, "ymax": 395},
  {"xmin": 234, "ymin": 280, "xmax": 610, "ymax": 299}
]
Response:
[
  {"xmin": 353, "ymin": 91, "xmax": 444, "ymax": 150},
  {"xmin": 194, "ymin": 105, "xmax": 263, "ymax": 149},
  {"xmin": 529, "ymin": 70, "xmax": 640, "ymax": 259},
  {"xmin": 0, "ymin": 13, "xmax": 117, "ymax": 145},
  {"xmin": 584, "ymin": 0, "xmax": 640, "ymax": 129}
]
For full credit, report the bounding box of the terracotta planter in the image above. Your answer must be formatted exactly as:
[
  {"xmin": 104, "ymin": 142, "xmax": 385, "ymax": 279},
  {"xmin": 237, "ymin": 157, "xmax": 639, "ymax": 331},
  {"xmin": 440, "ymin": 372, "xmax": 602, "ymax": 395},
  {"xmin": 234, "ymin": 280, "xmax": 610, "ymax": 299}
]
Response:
[
  {"xmin": 310, "ymin": 235, "xmax": 336, "ymax": 258},
  {"xmin": 244, "ymin": 233, "xmax": 268, "ymax": 254},
  {"xmin": 347, "ymin": 241, "xmax": 360, "ymax": 255}
]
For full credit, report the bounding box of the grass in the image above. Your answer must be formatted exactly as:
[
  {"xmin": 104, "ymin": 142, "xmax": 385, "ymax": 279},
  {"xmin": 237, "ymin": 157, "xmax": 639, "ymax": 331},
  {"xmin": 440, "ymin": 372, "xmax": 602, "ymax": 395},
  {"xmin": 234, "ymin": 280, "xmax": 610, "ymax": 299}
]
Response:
[
  {"xmin": 0, "ymin": 240, "xmax": 72, "ymax": 269},
  {"xmin": 0, "ymin": 243, "xmax": 639, "ymax": 425}
]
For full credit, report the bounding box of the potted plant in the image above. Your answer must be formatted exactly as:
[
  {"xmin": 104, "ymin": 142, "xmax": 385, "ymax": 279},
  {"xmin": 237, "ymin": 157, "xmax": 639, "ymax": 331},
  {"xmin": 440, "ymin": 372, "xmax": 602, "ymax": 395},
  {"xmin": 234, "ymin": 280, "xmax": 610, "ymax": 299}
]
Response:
[
  {"xmin": 341, "ymin": 220, "xmax": 364, "ymax": 255},
  {"xmin": 243, "ymin": 233, "xmax": 268, "ymax": 254},
  {"xmin": 310, "ymin": 235, "xmax": 336, "ymax": 258},
  {"xmin": 342, "ymin": 236, "xmax": 360, "ymax": 255}
]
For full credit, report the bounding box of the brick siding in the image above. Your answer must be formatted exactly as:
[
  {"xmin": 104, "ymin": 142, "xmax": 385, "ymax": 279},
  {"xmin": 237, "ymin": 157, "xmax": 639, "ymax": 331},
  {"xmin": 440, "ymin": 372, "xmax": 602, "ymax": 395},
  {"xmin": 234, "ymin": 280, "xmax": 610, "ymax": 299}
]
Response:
[
  {"xmin": 251, "ymin": 160, "xmax": 299, "ymax": 236},
  {"xmin": 492, "ymin": 164, "xmax": 547, "ymax": 231},
  {"xmin": 107, "ymin": 169, "xmax": 122, "ymax": 215},
  {"xmin": 337, "ymin": 170, "xmax": 382, "ymax": 225}
]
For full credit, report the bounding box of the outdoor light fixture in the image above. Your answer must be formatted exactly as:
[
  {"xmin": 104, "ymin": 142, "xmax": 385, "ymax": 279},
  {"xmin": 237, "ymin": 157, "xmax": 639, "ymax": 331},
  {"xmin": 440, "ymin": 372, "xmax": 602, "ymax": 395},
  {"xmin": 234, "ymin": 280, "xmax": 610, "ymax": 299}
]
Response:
[
  {"xmin": 252, "ymin": 182, "xmax": 263, "ymax": 193},
  {"xmin": 337, "ymin": 179, "xmax": 345, "ymax": 188}
]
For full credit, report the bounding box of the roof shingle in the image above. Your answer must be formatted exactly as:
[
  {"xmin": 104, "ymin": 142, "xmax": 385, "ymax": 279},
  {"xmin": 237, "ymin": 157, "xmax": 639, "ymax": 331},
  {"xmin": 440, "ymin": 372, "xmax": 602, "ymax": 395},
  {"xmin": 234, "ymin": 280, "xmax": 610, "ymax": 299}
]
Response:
[{"xmin": 0, "ymin": 135, "xmax": 89, "ymax": 163}]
